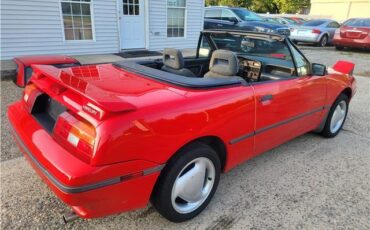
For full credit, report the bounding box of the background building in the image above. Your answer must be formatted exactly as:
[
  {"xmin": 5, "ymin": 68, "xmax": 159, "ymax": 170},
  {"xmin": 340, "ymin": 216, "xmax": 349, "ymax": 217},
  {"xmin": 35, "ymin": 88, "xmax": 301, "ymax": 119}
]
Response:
[
  {"xmin": 0, "ymin": 0, "xmax": 205, "ymax": 60},
  {"xmin": 310, "ymin": 0, "xmax": 370, "ymax": 21}
]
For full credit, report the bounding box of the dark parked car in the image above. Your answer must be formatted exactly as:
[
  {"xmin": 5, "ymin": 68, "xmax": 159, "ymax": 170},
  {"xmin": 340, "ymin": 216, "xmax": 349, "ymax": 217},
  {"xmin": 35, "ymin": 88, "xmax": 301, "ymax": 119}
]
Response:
[{"xmin": 204, "ymin": 7, "xmax": 290, "ymax": 36}]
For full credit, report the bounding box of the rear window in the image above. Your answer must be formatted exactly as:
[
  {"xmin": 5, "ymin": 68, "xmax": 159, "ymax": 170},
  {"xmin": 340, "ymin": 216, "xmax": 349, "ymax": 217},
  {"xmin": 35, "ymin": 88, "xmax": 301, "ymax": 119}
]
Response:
[
  {"xmin": 303, "ymin": 20, "xmax": 326, "ymax": 26},
  {"xmin": 343, "ymin": 18, "xmax": 370, "ymax": 28},
  {"xmin": 205, "ymin": 9, "xmax": 221, "ymax": 19},
  {"xmin": 283, "ymin": 17, "xmax": 298, "ymax": 24},
  {"xmin": 232, "ymin": 9, "xmax": 262, "ymax": 21}
]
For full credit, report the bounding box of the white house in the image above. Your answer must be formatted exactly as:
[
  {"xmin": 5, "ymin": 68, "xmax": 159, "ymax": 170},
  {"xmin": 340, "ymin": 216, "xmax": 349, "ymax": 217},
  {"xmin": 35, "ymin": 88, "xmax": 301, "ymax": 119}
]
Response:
[{"xmin": 0, "ymin": 0, "xmax": 205, "ymax": 60}]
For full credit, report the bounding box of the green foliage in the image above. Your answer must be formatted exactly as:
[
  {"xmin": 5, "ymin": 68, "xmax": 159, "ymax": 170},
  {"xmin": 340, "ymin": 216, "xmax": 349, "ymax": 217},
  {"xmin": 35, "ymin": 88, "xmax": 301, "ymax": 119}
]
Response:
[
  {"xmin": 205, "ymin": 0, "xmax": 251, "ymax": 8},
  {"xmin": 205, "ymin": 0, "xmax": 310, "ymax": 14}
]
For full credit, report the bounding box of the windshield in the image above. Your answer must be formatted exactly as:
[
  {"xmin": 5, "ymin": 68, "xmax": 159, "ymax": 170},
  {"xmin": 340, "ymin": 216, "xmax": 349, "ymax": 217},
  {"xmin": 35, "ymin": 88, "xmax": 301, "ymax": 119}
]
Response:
[
  {"xmin": 302, "ymin": 20, "xmax": 326, "ymax": 26},
  {"xmin": 264, "ymin": 17, "xmax": 279, "ymax": 23},
  {"xmin": 210, "ymin": 33, "xmax": 292, "ymax": 61},
  {"xmin": 232, "ymin": 9, "xmax": 263, "ymax": 21},
  {"xmin": 343, "ymin": 18, "xmax": 370, "ymax": 27},
  {"xmin": 283, "ymin": 17, "xmax": 298, "ymax": 24}
]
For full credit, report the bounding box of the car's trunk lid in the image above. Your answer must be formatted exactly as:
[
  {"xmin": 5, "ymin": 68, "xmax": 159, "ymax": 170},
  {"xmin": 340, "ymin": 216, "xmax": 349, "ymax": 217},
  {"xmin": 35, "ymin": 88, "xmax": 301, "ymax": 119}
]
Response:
[
  {"xmin": 293, "ymin": 26, "xmax": 317, "ymax": 36},
  {"xmin": 30, "ymin": 64, "xmax": 181, "ymax": 119},
  {"xmin": 340, "ymin": 26, "xmax": 369, "ymax": 39}
]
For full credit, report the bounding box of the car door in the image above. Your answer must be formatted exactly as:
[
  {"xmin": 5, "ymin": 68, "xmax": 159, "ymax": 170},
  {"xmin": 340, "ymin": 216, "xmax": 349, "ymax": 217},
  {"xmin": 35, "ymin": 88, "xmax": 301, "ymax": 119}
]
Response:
[{"xmin": 252, "ymin": 41, "xmax": 327, "ymax": 156}]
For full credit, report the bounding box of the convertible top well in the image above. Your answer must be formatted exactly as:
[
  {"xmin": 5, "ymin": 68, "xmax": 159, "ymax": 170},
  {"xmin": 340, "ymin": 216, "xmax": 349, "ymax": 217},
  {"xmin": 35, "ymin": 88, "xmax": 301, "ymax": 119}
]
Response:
[{"xmin": 113, "ymin": 60, "xmax": 246, "ymax": 89}]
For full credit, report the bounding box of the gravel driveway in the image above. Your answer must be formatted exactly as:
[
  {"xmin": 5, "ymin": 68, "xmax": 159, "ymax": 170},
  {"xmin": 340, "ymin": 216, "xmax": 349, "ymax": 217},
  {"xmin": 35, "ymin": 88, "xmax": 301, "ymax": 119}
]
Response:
[{"xmin": 1, "ymin": 48, "xmax": 370, "ymax": 229}]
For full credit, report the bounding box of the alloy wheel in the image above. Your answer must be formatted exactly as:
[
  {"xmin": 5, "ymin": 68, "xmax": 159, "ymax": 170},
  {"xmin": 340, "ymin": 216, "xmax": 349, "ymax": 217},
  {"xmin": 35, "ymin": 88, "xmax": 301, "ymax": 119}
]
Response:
[
  {"xmin": 330, "ymin": 100, "xmax": 347, "ymax": 133},
  {"xmin": 171, "ymin": 157, "xmax": 216, "ymax": 214}
]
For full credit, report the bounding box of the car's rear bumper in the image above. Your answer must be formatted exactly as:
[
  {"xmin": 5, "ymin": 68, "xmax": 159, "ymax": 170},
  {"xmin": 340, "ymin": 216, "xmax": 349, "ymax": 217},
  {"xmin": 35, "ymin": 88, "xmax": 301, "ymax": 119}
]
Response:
[
  {"xmin": 290, "ymin": 34, "xmax": 320, "ymax": 43},
  {"xmin": 333, "ymin": 35, "xmax": 370, "ymax": 49},
  {"xmin": 8, "ymin": 101, "xmax": 163, "ymax": 218}
]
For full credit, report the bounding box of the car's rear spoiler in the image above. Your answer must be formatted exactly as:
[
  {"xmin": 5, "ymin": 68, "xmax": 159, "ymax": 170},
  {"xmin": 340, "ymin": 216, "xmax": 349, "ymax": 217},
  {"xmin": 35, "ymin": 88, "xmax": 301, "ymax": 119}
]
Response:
[
  {"xmin": 332, "ymin": 60, "xmax": 355, "ymax": 75},
  {"xmin": 30, "ymin": 65, "xmax": 136, "ymax": 119}
]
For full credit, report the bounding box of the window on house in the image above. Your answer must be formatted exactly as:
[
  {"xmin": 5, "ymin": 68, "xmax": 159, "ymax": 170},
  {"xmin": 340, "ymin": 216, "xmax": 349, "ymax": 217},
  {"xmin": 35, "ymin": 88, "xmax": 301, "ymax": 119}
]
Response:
[
  {"xmin": 61, "ymin": 0, "xmax": 93, "ymax": 40},
  {"xmin": 123, "ymin": 0, "xmax": 139, "ymax": 15},
  {"xmin": 167, "ymin": 0, "xmax": 186, "ymax": 38}
]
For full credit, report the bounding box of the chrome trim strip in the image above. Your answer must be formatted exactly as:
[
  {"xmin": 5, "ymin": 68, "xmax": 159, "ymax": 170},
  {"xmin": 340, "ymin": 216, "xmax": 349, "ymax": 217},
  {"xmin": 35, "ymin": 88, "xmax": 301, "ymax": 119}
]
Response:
[
  {"xmin": 229, "ymin": 132, "xmax": 254, "ymax": 145},
  {"xmin": 11, "ymin": 126, "xmax": 164, "ymax": 194},
  {"xmin": 230, "ymin": 106, "xmax": 329, "ymax": 145}
]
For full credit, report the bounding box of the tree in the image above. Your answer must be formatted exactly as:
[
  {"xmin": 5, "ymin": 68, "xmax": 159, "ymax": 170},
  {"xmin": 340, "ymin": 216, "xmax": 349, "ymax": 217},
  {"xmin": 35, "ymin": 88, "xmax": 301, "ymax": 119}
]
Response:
[
  {"xmin": 205, "ymin": 0, "xmax": 310, "ymax": 14},
  {"xmin": 249, "ymin": 0, "xmax": 280, "ymax": 13},
  {"xmin": 205, "ymin": 0, "xmax": 251, "ymax": 8}
]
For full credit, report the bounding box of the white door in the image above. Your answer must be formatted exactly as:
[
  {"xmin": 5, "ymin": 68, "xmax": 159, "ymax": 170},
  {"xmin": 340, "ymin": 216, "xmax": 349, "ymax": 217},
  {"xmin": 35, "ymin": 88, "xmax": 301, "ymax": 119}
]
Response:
[{"xmin": 120, "ymin": 0, "xmax": 146, "ymax": 49}]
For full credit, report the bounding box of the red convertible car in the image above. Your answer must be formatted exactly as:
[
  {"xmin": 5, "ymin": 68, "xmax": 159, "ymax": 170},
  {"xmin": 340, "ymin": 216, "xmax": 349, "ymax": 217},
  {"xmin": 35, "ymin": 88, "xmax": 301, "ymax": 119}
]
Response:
[{"xmin": 8, "ymin": 30, "xmax": 356, "ymax": 222}]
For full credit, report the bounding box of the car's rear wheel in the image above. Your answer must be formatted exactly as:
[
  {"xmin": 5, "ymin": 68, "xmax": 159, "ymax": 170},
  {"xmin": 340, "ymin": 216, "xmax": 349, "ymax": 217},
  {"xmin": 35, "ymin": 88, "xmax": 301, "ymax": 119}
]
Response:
[
  {"xmin": 335, "ymin": 46, "xmax": 344, "ymax": 50},
  {"xmin": 151, "ymin": 143, "xmax": 221, "ymax": 222},
  {"xmin": 321, "ymin": 94, "xmax": 349, "ymax": 138},
  {"xmin": 318, "ymin": 35, "xmax": 328, "ymax": 47}
]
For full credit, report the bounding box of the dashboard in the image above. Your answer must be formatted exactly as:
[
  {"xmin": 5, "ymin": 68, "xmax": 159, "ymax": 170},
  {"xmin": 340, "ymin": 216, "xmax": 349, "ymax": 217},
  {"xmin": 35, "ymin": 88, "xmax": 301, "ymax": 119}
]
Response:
[
  {"xmin": 238, "ymin": 56, "xmax": 295, "ymax": 82},
  {"xmin": 239, "ymin": 58, "xmax": 261, "ymax": 82}
]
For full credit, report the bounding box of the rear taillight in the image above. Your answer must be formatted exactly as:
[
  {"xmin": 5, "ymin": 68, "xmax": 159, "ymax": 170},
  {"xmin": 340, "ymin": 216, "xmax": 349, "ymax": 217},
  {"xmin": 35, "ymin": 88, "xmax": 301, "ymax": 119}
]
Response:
[
  {"xmin": 23, "ymin": 83, "xmax": 37, "ymax": 103},
  {"xmin": 23, "ymin": 83, "xmax": 43, "ymax": 112},
  {"xmin": 312, "ymin": 29, "xmax": 321, "ymax": 34},
  {"xmin": 54, "ymin": 112, "xmax": 96, "ymax": 162}
]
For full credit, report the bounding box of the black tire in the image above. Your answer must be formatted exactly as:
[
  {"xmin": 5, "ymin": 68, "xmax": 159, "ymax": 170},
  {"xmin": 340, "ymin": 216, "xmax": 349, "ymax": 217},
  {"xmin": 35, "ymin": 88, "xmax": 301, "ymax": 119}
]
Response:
[
  {"xmin": 318, "ymin": 35, "xmax": 328, "ymax": 47},
  {"xmin": 335, "ymin": 46, "xmax": 344, "ymax": 50},
  {"xmin": 321, "ymin": 94, "xmax": 349, "ymax": 138},
  {"xmin": 151, "ymin": 142, "xmax": 221, "ymax": 222}
]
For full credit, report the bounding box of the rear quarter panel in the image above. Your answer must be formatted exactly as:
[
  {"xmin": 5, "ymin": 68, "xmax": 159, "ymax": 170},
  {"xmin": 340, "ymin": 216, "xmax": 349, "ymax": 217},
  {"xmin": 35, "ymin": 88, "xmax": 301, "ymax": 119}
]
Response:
[
  {"xmin": 93, "ymin": 85, "xmax": 256, "ymax": 172},
  {"xmin": 325, "ymin": 71, "xmax": 355, "ymax": 105}
]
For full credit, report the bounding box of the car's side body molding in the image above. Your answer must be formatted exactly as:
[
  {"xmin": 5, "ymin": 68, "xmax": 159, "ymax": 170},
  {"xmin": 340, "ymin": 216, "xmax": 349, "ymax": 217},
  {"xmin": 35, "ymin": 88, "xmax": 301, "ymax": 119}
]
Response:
[{"xmin": 230, "ymin": 105, "xmax": 331, "ymax": 144}]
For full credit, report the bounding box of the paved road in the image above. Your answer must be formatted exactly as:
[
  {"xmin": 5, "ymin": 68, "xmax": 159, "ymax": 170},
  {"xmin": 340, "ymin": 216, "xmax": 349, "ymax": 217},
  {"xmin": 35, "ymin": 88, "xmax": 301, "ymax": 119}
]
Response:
[{"xmin": 1, "ymin": 48, "xmax": 370, "ymax": 229}]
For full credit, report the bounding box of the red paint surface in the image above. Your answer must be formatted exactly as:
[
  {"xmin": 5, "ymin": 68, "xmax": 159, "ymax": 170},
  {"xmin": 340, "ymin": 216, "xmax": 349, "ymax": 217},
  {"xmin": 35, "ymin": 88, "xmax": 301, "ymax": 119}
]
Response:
[
  {"xmin": 8, "ymin": 60, "xmax": 356, "ymax": 218},
  {"xmin": 14, "ymin": 55, "xmax": 79, "ymax": 67},
  {"xmin": 13, "ymin": 55, "xmax": 80, "ymax": 87}
]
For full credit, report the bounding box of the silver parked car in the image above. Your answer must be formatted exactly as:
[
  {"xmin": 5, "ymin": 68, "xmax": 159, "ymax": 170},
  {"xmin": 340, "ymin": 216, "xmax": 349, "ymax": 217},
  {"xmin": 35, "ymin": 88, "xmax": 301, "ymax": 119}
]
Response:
[{"xmin": 290, "ymin": 19, "xmax": 341, "ymax": 47}]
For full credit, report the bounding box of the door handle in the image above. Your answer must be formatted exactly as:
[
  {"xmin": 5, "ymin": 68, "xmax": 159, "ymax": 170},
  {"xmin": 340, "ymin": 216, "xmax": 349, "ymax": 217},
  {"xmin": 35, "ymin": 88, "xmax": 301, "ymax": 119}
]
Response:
[
  {"xmin": 260, "ymin": 94, "xmax": 273, "ymax": 102},
  {"xmin": 216, "ymin": 24, "xmax": 223, "ymax": 27}
]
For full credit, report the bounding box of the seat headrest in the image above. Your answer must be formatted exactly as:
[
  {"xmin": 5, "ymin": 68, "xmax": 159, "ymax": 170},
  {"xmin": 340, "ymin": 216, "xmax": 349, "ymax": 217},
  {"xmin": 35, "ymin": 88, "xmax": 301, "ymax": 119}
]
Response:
[
  {"xmin": 163, "ymin": 48, "xmax": 184, "ymax": 70},
  {"xmin": 209, "ymin": 50, "xmax": 239, "ymax": 76}
]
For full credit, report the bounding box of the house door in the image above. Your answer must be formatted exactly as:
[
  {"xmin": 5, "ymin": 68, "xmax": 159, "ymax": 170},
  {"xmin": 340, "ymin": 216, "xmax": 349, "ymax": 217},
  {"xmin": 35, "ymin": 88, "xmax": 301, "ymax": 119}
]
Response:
[{"xmin": 120, "ymin": 0, "xmax": 146, "ymax": 49}]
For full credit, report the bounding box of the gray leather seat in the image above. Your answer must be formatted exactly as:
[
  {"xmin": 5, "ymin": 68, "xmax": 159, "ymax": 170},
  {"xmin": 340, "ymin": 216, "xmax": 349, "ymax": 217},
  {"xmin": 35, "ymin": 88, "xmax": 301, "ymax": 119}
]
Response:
[
  {"xmin": 204, "ymin": 50, "xmax": 239, "ymax": 78},
  {"xmin": 161, "ymin": 48, "xmax": 196, "ymax": 77}
]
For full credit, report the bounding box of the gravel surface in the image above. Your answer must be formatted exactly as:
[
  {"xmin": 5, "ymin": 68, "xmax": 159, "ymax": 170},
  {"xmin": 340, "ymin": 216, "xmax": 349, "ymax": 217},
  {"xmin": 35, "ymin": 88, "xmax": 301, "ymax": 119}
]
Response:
[
  {"xmin": 1, "ymin": 81, "xmax": 23, "ymax": 161},
  {"xmin": 298, "ymin": 46, "xmax": 370, "ymax": 77},
  {"xmin": 1, "ymin": 48, "xmax": 370, "ymax": 229}
]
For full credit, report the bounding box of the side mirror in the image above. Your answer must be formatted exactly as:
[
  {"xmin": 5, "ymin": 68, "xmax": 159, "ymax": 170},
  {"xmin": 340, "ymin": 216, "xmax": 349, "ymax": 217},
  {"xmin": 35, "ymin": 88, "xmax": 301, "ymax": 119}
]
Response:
[
  {"xmin": 312, "ymin": 63, "xmax": 326, "ymax": 76},
  {"xmin": 230, "ymin": 17, "xmax": 238, "ymax": 24}
]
